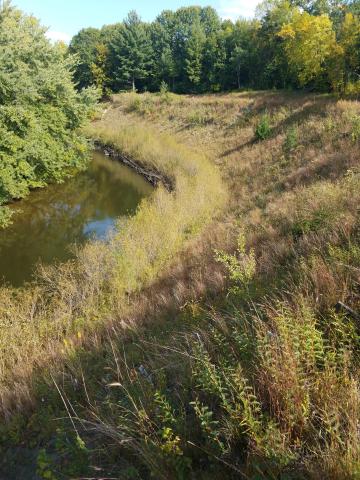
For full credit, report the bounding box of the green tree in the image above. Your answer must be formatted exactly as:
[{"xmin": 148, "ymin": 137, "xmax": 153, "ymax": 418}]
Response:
[
  {"xmin": 231, "ymin": 45, "xmax": 246, "ymax": 89},
  {"xmin": 67, "ymin": 1, "xmax": 358, "ymax": 95},
  {"xmin": 255, "ymin": 0, "xmax": 294, "ymax": 88},
  {"xmin": 150, "ymin": 18, "xmax": 177, "ymax": 90},
  {"xmin": 185, "ymin": 19, "xmax": 205, "ymax": 89},
  {"xmin": 278, "ymin": 9, "xmax": 339, "ymax": 87},
  {"xmin": 201, "ymin": 9, "xmax": 228, "ymax": 92},
  {"xmin": 159, "ymin": 45, "xmax": 176, "ymax": 89},
  {"xmin": 111, "ymin": 11, "xmax": 154, "ymax": 91},
  {"xmin": 289, "ymin": 0, "xmax": 343, "ymax": 15},
  {"xmin": 90, "ymin": 43, "xmax": 109, "ymax": 96},
  {"xmin": 348, "ymin": 0, "xmax": 360, "ymax": 16},
  {"xmin": 226, "ymin": 19, "xmax": 260, "ymax": 89},
  {"xmin": 204, "ymin": 31, "xmax": 227, "ymax": 91},
  {"xmin": 0, "ymin": 4, "xmax": 97, "ymax": 226},
  {"xmin": 339, "ymin": 12, "xmax": 360, "ymax": 88},
  {"xmin": 166, "ymin": 7, "xmax": 209, "ymax": 91},
  {"xmin": 69, "ymin": 27, "xmax": 102, "ymax": 89}
]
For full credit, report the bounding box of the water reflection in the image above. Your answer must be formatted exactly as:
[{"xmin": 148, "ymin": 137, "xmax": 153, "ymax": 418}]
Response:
[{"xmin": 0, "ymin": 151, "xmax": 153, "ymax": 286}]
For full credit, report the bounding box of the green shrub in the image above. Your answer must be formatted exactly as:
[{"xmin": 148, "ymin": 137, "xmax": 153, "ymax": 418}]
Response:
[
  {"xmin": 344, "ymin": 80, "xmax": 360, "ymax": 96},
  {"xmin": 255, "ymin": 113, "xmax": 272, "ymax": 140},
  {"xmin": 215, "ymin": 231, "xmax": 256, "ymax": 295},
  {"xmin": 291, "ymin": 207, "xmax": 333, "ymax": 237},
  {"xmin": 124, "ymin": 93, "xmax": 159, "ymax": 115},
  {"xmin": 283, "ymin": 125, "xmax": 298, "ymax": 152},
  {"xmin": 36, "ymin": 449, "xmax": 57, "ymax": 480},
  {"xmin": 158, "ymin": 82, "xmax": 174, "ymax": 105},
  {"xmin": 124, "ymin": 94, "xmax": 143, "ymax": 113},
  {"xmin": 160, "ymin": 81, "xmax": 169, "ymax": 95}
]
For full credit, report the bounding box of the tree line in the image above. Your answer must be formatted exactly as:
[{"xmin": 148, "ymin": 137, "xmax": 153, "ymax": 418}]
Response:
[{"xmin": 69, "ymin": 0, "xmax": 360, "ymax": 96}]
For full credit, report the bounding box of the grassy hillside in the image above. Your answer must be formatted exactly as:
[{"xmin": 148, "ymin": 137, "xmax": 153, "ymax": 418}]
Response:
[{"xmin": 1, "ymin": 91, "xmax": 360, "ymax": 479}]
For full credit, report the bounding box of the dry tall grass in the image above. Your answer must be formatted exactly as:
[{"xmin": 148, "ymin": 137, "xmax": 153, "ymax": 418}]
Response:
[
  {"xmin": 67, "ymin": 92, "xmax": 360, "ymax": 479},
  {"xmin": 0, "ymin": 103, "xmax": 225, "ymax": 415},
  {"xmin": 1, "ymin": 91, "xmax": 360, "ymax": 479}
]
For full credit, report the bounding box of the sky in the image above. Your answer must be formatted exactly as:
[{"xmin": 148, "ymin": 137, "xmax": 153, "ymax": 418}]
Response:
[{"xmin": 13, "ymin": 0, "xmax": 259, "ymax": 43}]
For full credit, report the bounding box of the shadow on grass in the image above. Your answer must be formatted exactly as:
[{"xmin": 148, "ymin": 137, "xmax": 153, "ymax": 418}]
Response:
[{"xmin": 221, "ymin": 96, "xmax": 338, "ymax": 158}]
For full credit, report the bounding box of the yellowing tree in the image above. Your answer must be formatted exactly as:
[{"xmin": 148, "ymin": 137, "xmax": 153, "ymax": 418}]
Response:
[
  {"xmin": 278, "ymin": 10, "xmax": 339, "ymax": 87},
  {"xmin": 339, "ymin": 12, "xmax": 360, "ymax": 90},
  {"xmin": 91, "ymin": 43, "xmax": 109, "ymax": 95}
]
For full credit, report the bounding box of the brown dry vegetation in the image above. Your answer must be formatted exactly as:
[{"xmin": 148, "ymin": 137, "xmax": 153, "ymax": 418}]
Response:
[
  {"xmin": 0, "ymin": 108, "xmax": 225, "ymax": 416},
  {"xmin": 1, "ymin": 91, "xmax": 360, "ymax": 479}
]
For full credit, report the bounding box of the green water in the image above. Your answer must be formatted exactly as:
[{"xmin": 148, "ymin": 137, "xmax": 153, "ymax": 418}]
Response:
[{"xmin": 0, "ymin": 151, "xmax": 153, "ymax": 287}]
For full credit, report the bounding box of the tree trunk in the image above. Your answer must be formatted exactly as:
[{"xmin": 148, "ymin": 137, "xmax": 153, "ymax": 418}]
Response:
[{"xmin": 132, "ymin": 77, "xmax": 135, "ymax": 92}]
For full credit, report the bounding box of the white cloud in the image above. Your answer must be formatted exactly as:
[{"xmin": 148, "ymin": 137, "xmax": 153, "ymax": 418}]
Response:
[
  {"xmin": 46, "ymin": 30, "xmax": 72, "ymax": 44},
  {"xmin": 218, "ymin": 0, "xmax": 259, "ymax": 21}
]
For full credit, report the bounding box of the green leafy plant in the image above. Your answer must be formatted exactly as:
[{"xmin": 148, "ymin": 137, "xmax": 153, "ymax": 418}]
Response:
[
  {"xmin": 0, "ymin": 206, "xmax": 12, "ymax": 229},
  {"xmin": 255, "ymin": 113, "xmax": 272, "ymax": 140},
  {"xmin": 160, "ymin": 81, "xmax": 169, "ymax": 95},
  {"xmin": 36, "ymin": 449, "xmax": 57, "ymax": 480},
  {"xmin": 191, "ymin": 398, "xmax": 224, "ymax": 453},
  {"xmin": 152, "ymin": 391, "xmax": 192, "ymax": 478},
  {"xmin": 284, "ymin": 125, "xmax": 298, "ymax": 152},
  {"xmin": 291, "ymin": 207, "xmax": 334, "ymax": 237},
  {"xmin": 215, "ymin": 231, "xmax": 256, "ymax": 295}
]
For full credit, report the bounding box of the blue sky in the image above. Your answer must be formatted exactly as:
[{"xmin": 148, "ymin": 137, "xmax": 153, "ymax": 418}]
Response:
[{"xmin": 14, "ymin": 0, "xmax": 259, "ymax": 42}]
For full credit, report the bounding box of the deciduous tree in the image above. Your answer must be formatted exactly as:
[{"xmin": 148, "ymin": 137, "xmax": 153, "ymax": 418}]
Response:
[
  {"xmin": 185, "ymin": 19, "xmax": 205, "ymax": 88},
  {"xmin": 0, "ymin": 4, "xmax": 97, "ymax": 226},
  {"xmin": 279, "ymin": 9, "xmax": 339, "ymax": 87}
]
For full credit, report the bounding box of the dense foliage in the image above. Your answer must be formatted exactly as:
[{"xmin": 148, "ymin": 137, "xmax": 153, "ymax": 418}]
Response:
[
  {"xmin": 0, "ymin": 3, "xmax": 98, "ymax": 226},
  {"xmin": 69, "ymin": 0, "xmax": 360, "ymax": 95}
]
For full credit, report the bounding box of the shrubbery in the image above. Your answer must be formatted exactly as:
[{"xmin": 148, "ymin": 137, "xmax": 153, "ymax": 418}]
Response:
[{"xmin": 255, "ymin": 113, "xmax": 272, "ymax": 140}]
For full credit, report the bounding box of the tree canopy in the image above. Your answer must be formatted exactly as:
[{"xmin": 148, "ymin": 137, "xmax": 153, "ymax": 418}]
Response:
[
  {"xmin": 69, "ymin": 1, "xmax": 360, "ymax": 95},
  {"xmin": 0, "ymin": 3, "xmax": 98, "ymax": 226}
]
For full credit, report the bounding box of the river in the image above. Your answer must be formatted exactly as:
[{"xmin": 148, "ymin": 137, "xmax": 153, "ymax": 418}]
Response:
[{"xmin": 0, "ymin": 151, "xmax": 153, "ymax": 287}]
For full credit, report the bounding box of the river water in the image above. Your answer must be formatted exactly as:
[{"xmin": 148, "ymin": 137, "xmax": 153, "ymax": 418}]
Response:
[{"xmin": 0, "ymin": 151, "xmax": 153, "ymax": 287}]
